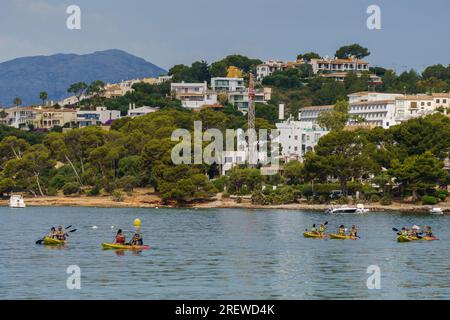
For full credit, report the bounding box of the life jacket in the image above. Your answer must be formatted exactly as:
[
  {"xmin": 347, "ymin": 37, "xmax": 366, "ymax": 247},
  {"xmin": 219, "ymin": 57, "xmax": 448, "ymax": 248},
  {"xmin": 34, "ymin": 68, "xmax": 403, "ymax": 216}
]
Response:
[
  {"xmin": 338, "ymin": 228, "xmax": 345, "ymax": 235},
  {"xmin": 350, "ymin": 229, "xmax": 357, "ymax": 236},
  {"xmin": 319, "ymin": 226, "xmax": 325, "ymax": 233},
  {"xmin": 401, "ymin": 230, "xmax": 408, "ymax": 236},
  {"xmin": 56, "ymin": 231, "xmax": 66, "ymax": 240},
  {"xmin": 115, "ymin": 234, "xmax": 125, "ymax": 244},
  {"xmin": 311, "ymin": 227, "xmax": 318, "ymax": 233}
]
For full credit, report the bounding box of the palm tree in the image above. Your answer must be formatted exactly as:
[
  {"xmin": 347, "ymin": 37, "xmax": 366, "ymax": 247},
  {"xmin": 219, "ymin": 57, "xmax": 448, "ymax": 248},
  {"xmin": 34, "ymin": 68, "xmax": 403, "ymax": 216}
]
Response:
[
  {"xmin": 13, "ymin": 97, "xmax": 22, "ymax": 107},
  {"xmin": 39, "ymin": 91, "xmax": 48, "ymax": 106}
]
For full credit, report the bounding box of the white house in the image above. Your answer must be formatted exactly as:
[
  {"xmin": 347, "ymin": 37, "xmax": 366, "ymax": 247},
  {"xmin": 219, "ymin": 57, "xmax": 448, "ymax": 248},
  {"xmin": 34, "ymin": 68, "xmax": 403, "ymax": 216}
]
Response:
[
  {"xmin": 127, "ymin": 103, "xmax": 158, "ymax": 118},
  {"xmin": 211, "ymin": 77, "xmax": 245, "ymax": 92},
  {"xmin": 77, "ymin": 107, "xmax": 121, "ymax": 127},
  {"xmin": 276, "ymin": 118, "xmax": 329, "ymax": 161},
  {"xmin": 171, "ymin": 82, "xmax": 218, "ymax": 109},
  {"xmin": 2, "ymin": 107, "xmax": 37, "ymax": 129}
]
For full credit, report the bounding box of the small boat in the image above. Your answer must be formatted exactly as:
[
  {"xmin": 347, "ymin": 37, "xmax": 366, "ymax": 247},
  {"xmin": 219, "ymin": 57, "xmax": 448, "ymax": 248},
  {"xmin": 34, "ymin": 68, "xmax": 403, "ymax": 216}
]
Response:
[
  {"xmin": 9, "ymin": 194, "xmax": 26, "ymax": 208},
  {"xmin": 303, "ymin": 232, "xmax": 327, "ymax": 239},
  {"xmin": 326, "ymin": 204, "xmax": 369, "ymax": 214},
  {"xmin": 329, "ymin": 234, "xmax": 358, "ymax": 240},
  {"xmin": 430, "ymin": 207, "xmax": 444, "ymax": 215},
  {"xmin": 102, "ymin": 243, "xmax": 150, "ymax": 250}
]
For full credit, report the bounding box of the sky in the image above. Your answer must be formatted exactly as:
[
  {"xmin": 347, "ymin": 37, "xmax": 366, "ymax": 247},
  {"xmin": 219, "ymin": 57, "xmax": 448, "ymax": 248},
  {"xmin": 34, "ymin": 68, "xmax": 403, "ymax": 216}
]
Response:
[{"xmin": 0, "ymin": 0, "xmax": 449, "ymax": 72}]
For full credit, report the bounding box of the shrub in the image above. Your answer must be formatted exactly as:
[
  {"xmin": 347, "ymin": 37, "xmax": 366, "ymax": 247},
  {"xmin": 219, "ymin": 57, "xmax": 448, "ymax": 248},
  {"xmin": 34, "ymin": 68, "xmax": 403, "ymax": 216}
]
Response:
[
  {"xmin": 63, "ymin": 182, "xmax": 80, "ymax": 196},
  {"xmin": 435, "ymin": 189, "xmax": 449, "ymax": 201},
  {"xmin": 112, "ymin": 191, "xmax": 125, "ymax": 202},
  {"xmin": 222, "ymin": 191, "xmax": 230, "ymax": 198},
  {"xmin": 87, "ymin": 185, "xmax": 101, "ymax": 196},
  {"xmin": 380, "ymin": 195, "xmax": 392, "ymax": 206},
  {"xmin": 118, "ymin": 175, "xmax": 138, "ymax": 192},
  {"xmin": 336, "ymin": 197, "xmax": 349, "ymax": 205},
  {"xmin": 236, "ymin": 197, "xmax": 242, "ymax": 204},
  {"xmin": 422, "ymin": 195, "xmax": 438, "ymax": 205},
  {"xmin": 369, "ymin": 194, "xmax": 381, "ymax": 203}
]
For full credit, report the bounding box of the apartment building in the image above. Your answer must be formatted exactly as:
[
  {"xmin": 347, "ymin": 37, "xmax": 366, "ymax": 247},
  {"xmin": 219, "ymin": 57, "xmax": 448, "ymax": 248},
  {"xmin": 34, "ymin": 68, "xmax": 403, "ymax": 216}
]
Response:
[
  {"xmin": 227, "ymin": 88, "xmax": 272, "ymax": 112},
  {"xmin": 298, "ymin": 105, "xmax": 334, "ymax": 123},
  {"xmin": 320, "ymin": 72, "xmax": 382, "ymax": 84},
  {"xmin": 171, "ymin": 82, "xmax": 218, "ymax": 109},
  {"xmin": 211, "ymin": 77, "xmax": 245, "ymax": 92},
  {"xmin": 310, "ymin": 57, "xmax": 369, "ymax": 74},
  {"xmin": 276, "ymin": 118, "xmax": 329, "ymax": 161},
  {"xmin": 394, "ymin": 93, "xmax": 450, "ymax": 122}
]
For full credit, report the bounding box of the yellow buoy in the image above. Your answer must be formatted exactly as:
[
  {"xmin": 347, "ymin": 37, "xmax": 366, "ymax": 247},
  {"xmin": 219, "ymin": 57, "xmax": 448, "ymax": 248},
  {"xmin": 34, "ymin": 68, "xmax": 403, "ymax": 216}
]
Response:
[{"xmin": 133, "ymin": 218, "xmax": 142, "ymax": 227}]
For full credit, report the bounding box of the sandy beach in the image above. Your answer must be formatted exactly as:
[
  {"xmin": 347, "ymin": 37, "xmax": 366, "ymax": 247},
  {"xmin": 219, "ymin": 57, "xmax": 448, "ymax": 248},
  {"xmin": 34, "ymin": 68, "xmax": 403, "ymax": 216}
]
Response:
[{"xmin": 1, "ymin": 188, "xmax": 448, "ymax": 213}]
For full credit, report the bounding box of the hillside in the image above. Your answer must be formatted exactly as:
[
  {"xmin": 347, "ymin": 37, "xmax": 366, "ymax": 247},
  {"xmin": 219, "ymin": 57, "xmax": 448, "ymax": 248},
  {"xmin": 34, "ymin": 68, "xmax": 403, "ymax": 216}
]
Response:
[{"xmin": 0, "ymin": 49, "xmax": 167, "ymax": 106}]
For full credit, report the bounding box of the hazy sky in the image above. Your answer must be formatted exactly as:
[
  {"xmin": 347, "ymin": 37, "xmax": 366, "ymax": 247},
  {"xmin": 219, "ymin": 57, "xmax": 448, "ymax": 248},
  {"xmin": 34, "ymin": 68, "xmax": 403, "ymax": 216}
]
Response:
[{"xmin": 1, "ymin": 0, "xmax": 449, "ymax": 72}]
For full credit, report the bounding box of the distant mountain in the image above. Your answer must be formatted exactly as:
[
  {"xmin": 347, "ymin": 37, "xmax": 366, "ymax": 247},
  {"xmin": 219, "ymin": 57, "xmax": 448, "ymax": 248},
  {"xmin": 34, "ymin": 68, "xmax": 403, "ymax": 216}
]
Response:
[{"xmin": 0, "ymin": 49, "xmax": 167, "ymax": 106}]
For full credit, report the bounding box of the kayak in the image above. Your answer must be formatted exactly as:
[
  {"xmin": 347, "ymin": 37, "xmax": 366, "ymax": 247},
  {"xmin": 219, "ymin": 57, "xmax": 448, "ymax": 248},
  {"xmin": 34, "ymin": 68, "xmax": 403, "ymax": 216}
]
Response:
[
  {"xmin": 397, "ymin": 235, "xmax": 439, "ymax": 242},
  {"xmin": 303, "ymin": 232, "xmax": 326, "ymax": 239},
  {"xmin": 102, "ymin": 243, "xmax": 150, "ymax": 250},
  {"xmin": 43, "ymin": 237, "xmax": 66, "ymax": 246},
  {"xmin": 329, "ymin": 234, "xmax": 358, "ymax": 240}
]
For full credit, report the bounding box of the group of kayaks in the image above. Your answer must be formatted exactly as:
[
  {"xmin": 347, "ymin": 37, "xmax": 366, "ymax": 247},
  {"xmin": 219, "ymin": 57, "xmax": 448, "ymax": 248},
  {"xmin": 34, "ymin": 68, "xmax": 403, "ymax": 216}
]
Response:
[
  {"xmin": 37, "ymin": 219, "xmax": 151, "ymax": 251},
  {"xmin": 303, "ymin": 232, "xmax": 358, "ymax": 240},
  {"xmin": 303, "ymin": 223, "xmax": 440, "ymax": 242}
]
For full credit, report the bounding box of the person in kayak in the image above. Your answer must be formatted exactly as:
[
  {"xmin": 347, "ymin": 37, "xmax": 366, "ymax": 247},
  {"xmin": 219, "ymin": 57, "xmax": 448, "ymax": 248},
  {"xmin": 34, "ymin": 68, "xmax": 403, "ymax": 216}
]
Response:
[
  {"xmin": 56, "ymin": 226, "xmax": 68, "ymax": 241},
  {"xmin": 318, "ymin": 224, "xmax": 326, "ymax": 236},
  {"xmin": 114, "ymin": 229, "xmax": 126, "ymax": 245},
  {"xmin": 349, "ymin": 225, "xmax": 358, "ymax": 237},
  {"xmin": 310, "ymin": 224, "xmax": 318, "ymax": 234},
  {"xmin": 47, "ymin": 227, "xmax": 57, "ymax": 239},
  {"xmin": 338, "ymin": 225, "xmax": 346, "ymax": 236},
  {"xmin": 425, "ymin": 226, "xmax": 434, "ymax": 237},
  {"xmin": 130, "ymin": 231, "xmax": 143, "ymax": 246},
  {"xmin": 400, "ymin": 227, "xmax": 409, "ymax": 237}
]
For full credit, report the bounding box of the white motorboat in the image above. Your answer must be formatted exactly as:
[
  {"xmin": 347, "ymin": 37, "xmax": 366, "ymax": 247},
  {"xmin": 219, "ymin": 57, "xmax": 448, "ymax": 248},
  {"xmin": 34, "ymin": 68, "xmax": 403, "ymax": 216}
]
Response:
[
  {"xmin": 326, "ymin": 204, "xmax": 369, "ymax": 214},
  {"xmin": 9, "ymin": 194, "xmax": 26, "ymax": 208},
  {"xmin": 430, "ymin": 207, "xmax": 444, "ymax": 215}
]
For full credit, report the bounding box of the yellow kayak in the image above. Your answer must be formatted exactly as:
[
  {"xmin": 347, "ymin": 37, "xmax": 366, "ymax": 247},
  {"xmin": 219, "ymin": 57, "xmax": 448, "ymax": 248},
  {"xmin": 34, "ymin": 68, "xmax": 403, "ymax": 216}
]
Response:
[
  {"xmin": 43, "ymin": 237, "xmax": 67, "ymax": 246},
  {"xmin": 398, "ymin": 235, "xmax": 438, "ymax": 242},
  {"xmin": 102, "ymin": 243, "xmax": 150, "ymax": 250},
  {"xmin": 303, "ymin": 232, "xmax": 326, "ymax": 239},
  {"xmin": 329, "ymin": 234, "xmax": 358, "ymax": 240}
]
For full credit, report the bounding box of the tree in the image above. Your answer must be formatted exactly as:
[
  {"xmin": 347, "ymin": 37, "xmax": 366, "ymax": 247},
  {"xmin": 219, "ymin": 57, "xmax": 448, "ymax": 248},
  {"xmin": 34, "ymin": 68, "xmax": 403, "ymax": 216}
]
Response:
[
  {"xmin": 305, "ymin": 130, "xmax": 378, "ymax": 195},
  {"xmin": 284, "ymin": 161, "xmax": 304, "ymax": 185},
  {"xmin": 13, "ymin": 97, "xmax": 22, "ymax": 107},
  {"xmin": 389, "ymin": 151, "xmax": 448, "ymax": 199},
  {"xmin": 297, "ymin": 52, "xmax": 321, "ymax": 62},
  {"xmin": 39, "ymin": 91, "xmax": 48, "ymax": 106},
  {"xmin": 335, "ymin": 44, "xmax": 370, "ymax": 59},
  {"xmin": 68, "ymin": 82, "xmax": 88, "ymax": 105},
  {"xmin": 317, "ymin": 99, "xmax": 349, "ymax": 131}
]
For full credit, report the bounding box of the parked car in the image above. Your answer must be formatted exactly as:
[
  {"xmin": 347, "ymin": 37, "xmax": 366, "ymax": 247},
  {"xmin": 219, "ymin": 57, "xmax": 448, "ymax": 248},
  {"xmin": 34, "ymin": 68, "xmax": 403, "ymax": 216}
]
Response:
[{"xmin": 329, "ymin": 190, "xmax": 343, "ymax": 199}]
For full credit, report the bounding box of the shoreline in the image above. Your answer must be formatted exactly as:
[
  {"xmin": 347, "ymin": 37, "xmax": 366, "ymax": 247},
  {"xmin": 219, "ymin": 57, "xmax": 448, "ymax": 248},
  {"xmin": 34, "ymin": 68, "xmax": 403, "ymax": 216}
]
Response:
[{"xmin": 1, "ymin": 191, "xmax": 449, "ymax": 213}]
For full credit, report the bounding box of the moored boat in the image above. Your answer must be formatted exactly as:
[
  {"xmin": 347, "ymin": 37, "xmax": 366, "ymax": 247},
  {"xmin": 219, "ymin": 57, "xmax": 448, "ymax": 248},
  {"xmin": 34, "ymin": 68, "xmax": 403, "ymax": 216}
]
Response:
[{"xmin": 9, "ymin": 194, "xmax": 26, "ymax": 208}]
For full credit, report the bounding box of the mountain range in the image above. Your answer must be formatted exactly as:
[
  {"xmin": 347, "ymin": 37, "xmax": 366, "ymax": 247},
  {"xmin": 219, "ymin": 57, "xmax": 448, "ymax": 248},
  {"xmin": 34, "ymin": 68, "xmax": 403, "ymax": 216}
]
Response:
[{"xmin": 0, "ymin": 49, "xmax": 167, "ymax": 106}]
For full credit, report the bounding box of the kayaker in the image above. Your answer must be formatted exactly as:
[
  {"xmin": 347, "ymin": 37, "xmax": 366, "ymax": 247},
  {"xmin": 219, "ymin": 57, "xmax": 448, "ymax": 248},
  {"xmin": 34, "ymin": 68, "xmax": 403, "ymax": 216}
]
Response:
[
  {"xmin": 425, "ymin": 226, "xmax": 433, "ymax": 237},
  {"xmin": 130, "ymin": 231, "xmax": 143, "ymax": 246},
  {"xmin": 311, "ymin": 224, "xmax": 318, "ymax": 234},
  {"xmin": 114, "ymin": 229, "xmax": 126, "ymax": 245},
  {"xmin": 56, "ymin": 226, "xmax": 68, "ymax": 241},
  {"xmin": 338, "ymin": 225, "xmax": 346, "ymax": 236},
  {"xmin": 318, "ymin": 224, "xmax": 326, "ymax": 235},
  {"xmin": 349, "ymin": 225, "xmax": 358, "ymax": 237},
  {"xmin": 401, "ymin": 228, "xmax": 409, "ymax": 236},
  {"xmin": 47, "ymin": 227, "xmax": 57, "ymax": 239}
]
